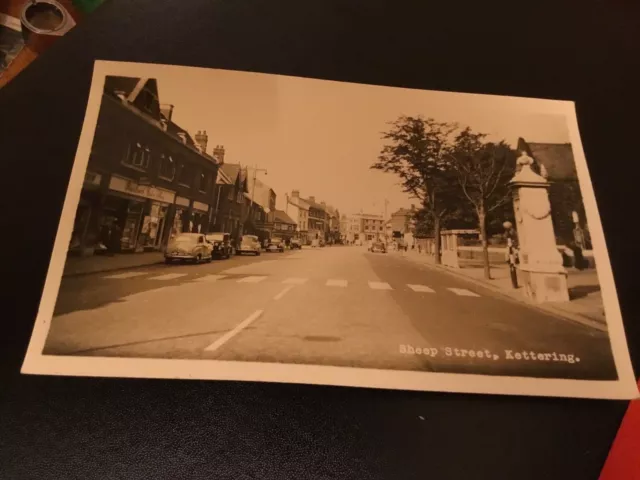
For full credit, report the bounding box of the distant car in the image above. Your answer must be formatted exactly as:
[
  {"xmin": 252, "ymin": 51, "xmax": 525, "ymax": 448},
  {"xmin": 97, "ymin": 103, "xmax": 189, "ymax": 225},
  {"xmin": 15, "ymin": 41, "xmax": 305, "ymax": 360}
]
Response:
[
  {"xmin": 165, "ymin": 233, "xmax": 213, "ymax": 264},
  {"xmin": 267, "ymin": 238, "xmax": 285, "ymax": 253},
  {"xmin": 206, "ymin": 232, "xmax": 232, "ymax": 259},
  {"xmin": 369, "ymin": 242, "xmax": 387, "ymax": 253},
  {"xmin": 290, "ymin": 239, "xmax": 302, "ymax": 250},
  {"xmin": 237, "ymin": 234, "xmax": 261, "ymax": 256}
]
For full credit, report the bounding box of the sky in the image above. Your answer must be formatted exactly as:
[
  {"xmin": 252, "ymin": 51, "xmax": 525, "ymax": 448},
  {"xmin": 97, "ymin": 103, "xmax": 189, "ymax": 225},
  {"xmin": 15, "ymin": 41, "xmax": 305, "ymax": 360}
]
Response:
[{"xmin": 156, "ymin": 68, "xmax": 571, "ymax": 217}]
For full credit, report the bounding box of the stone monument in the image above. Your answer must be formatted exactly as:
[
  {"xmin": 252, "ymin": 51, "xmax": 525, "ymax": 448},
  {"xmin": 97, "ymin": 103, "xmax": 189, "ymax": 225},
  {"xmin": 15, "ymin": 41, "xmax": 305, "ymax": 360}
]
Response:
[{"xmin": 510, "ymin": 151, "xmax": 570, "ymax": 303}]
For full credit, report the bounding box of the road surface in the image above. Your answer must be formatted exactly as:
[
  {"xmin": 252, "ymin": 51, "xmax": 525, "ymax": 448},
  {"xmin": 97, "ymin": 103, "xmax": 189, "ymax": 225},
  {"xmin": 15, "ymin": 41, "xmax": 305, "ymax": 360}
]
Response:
[{"xmin": 44, "ymin": 245, "xmax": 617, "ymax": 380}]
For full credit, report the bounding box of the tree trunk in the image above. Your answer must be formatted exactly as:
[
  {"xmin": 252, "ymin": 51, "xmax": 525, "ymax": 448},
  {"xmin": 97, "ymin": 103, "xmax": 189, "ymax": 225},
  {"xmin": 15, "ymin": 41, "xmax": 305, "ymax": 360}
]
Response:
[
  {"xmin": 478, "ymin": 205, "xmax": 491, "ymax": 279},
  {"xmin": 433, "ymin": 213, "xmax": 442, "ymax": 265}
]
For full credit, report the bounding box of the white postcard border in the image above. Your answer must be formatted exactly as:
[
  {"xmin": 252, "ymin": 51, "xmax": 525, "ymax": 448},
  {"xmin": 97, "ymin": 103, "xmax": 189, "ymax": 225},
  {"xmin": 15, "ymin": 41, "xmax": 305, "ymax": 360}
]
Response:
[{"xmin": 21, "ymin": 60, "xmax": 639, "ymax": 400}]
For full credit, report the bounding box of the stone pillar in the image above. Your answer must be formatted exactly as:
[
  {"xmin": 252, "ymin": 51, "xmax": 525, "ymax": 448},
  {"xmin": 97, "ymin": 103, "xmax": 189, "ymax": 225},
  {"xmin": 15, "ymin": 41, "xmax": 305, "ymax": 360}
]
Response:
[{"xmin": 510, "ymin": 152, "xmax": 569, "ymax": 303}]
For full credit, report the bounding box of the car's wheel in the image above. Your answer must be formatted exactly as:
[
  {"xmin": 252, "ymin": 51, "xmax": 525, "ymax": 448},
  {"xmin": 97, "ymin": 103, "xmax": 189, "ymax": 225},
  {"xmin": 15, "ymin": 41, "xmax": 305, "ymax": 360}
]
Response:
[
  {"xmin": 256, "ymin": 251, "xmax": 261, "ymax": 256},
  {"xmin": 164, "ymin": 258, "xmax": 172, "ymax": 265},
  {"xmin": 195, "ymin": 254, "xmax": 202, "ymax": 264}
]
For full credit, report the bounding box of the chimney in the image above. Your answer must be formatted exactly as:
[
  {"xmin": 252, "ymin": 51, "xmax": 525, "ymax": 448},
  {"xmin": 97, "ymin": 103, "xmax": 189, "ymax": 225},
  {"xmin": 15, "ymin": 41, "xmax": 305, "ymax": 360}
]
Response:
[
  {"xmin": 308, "ymin": 196, "xmax": 315, "ymax": 203},
  {"xmin": 194, "ymin": 130, "xmax": 208, "ymax": 153},
  {"xmin": 160, "ymin": 104, "xmax": 174, "ymax": 122},
  {"xmin": 291, "ymin": 190, "xmax": 300, "ymax": 198},
  {"xmin": 177, "ymin": 132, "xmax": 187, "ymax": 144},
  {"xmin": 213, "ymin": 145, "xmax": 225, "ymax": 164},
  {"xmin": 321, "ymin": 201, "xmax": 326, "ymax": 208},
  {"xmin": 410, "ymin": 204, "xmax": 415, "ymax": 211}
]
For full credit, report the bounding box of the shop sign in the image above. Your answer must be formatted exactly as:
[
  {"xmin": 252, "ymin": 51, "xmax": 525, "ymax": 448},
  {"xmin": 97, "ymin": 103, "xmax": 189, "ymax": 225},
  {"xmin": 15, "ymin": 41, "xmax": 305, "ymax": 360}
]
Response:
[
  {"xmin": 109, "ymin": 175, "xmax": 175, "ymax": 204},
  {"xmin": 193, "ymin": 201, "xmax": 209, "ymax": 212},
  {"xmin": 175, "ymin": 196, "xmax": 190, "ymax": 207},
  {"xmin": 84, "ymin": 171, "xmax": 102, "ymax": 187}
]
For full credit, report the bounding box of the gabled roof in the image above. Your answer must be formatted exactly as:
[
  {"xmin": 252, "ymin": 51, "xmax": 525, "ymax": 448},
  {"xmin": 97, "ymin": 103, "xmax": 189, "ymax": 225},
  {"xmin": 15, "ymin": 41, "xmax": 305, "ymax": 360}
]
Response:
[
  {"xmin": 104, "ymin": 76, "xmax": 140, "ymax": 98},
  {"xmin": 517, "ymin": 138, "xmax": 577, "ymax": 181},
  {"xmin": 273, "ymin": 210, "xmax": 296, "ymax": 225},
  {"xmin": 220, "ymin": 163, "xmax": 242, "ymax": 183},
  {"xmin": 391, "ymin": 208, "xmax": 414, "ymax": 217}
]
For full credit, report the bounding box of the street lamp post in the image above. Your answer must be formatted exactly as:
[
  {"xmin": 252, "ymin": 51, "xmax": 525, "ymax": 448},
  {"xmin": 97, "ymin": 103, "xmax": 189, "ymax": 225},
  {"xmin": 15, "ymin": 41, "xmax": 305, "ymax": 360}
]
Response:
[{"xmin": 503, "ymin": 221, "xmax": 519, "ymax": 289}]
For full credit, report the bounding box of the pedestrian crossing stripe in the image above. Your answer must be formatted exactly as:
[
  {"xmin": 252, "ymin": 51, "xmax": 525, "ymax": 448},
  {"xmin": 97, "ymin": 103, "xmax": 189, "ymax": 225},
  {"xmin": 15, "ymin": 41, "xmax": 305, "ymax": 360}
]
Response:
[
  {"xmin": 407, "ymin": 284, "xmax": 435, "ymax": 293},
  {"xmin": 104, "ymin": 272, "xmax": 147, "ymax": 279},
  {"xmin": 195, "ymin": 274, "xmax": 227, "ymax": 282},
  {"xmin": 101, "ymin": 272, "xmax": 481, "ymax": 297},
  {"xmin": 237, "ymin": 276, "xmax": 267, "ymax": 283},
  {"xmin": 448, "ymin": 288, "xmax": 480, "ymax": 297},
  {"xmin": 282, "ymin": 277, "xmax": 308, "ymax": 285},
  {"xmin": 148, "ymin": 273, "xmax": 188, "ymax": 281}
]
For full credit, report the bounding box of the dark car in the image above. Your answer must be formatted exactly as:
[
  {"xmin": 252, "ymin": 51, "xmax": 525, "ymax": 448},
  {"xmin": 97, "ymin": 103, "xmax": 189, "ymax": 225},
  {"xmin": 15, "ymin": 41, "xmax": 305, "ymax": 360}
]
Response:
[
  {"xmin": 290, "ymin": 239, "xmax": 302, "ymax": 250},
  {"xmin": 267, "ymin": 238, "xmax": 285, "ymax": 253},
  {"xmin": 206, "ymin": 232, "xmax": 233, "ymax": 259}
]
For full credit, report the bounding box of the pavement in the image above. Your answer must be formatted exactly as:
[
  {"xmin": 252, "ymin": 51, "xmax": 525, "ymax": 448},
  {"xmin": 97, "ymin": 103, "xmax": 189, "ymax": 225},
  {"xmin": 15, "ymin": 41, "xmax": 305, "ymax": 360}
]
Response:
[
  {"xmin": 401, "ymin": 249, "xmax": 606, "ymax": 331},
  {"xmin": 63, "ymin": 251, "xmax": 164, "ymax": 277},
  {"xmin": 44, "ymin": 245, "xmax": 617, "ymax": 380}
]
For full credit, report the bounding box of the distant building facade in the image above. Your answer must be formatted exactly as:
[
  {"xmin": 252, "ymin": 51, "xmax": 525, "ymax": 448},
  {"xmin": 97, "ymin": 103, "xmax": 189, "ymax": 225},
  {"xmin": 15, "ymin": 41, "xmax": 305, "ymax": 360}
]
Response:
[{"xmin": 284, "ymin": 190, "xmax": 310, "ymax": 243}]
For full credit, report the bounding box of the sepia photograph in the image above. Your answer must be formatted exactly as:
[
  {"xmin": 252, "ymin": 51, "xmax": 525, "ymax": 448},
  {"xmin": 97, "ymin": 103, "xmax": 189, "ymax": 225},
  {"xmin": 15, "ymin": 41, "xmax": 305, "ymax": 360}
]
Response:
[{"xmin": 22, "ymin": 60, "xmax": 637, "ymax": 399}]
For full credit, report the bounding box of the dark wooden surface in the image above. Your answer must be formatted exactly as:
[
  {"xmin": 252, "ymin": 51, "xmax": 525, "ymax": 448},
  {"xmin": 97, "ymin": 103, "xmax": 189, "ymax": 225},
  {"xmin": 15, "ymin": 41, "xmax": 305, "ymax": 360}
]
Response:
[{"xmin": 0, "ymin": 1, "xmax": 638, "ymax": 478}]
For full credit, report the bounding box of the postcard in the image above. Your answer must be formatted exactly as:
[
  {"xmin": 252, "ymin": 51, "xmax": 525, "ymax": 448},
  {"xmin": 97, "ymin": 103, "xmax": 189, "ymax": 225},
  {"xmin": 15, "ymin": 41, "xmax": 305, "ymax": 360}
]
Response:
[{"xmin": 21, "ymin": 60, "xmax": 638, "ymax": 399}]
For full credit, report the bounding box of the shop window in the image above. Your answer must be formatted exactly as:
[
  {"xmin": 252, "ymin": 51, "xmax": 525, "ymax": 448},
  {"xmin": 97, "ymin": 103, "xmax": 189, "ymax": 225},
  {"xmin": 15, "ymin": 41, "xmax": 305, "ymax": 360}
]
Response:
[
  {"xmin": 178, "ymin": 163, "xmax": 192, "ymax": 187},
  {"xmin": 159, "ymin": 154, "xmax": 176, "ymax": 181},
  {"xmin": 227, "ymin": 186, "xmax": 234, "ymax": 201},
  {"xmin": 198, "ymin": 172, "xmax": 210, "ymax": 193},
  {"xmin": 123, "ymin": 142, "xmax": 150, "ymax": 170}
]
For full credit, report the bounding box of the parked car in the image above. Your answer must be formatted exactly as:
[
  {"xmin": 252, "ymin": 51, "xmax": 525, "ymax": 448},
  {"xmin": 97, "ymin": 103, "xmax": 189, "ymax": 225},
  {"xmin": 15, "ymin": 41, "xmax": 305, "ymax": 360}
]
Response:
[
  {"xmin": 237, "ymin": 234, "xmax": 261, "ymax": 256},
  {"xmin": 267, "ymin": 238, "xmax": 285, "ymax": 253},
  {"xmin": 290, "ymin": 239, "xmax": 302, "ymax": 250},
  {"xmin": 206, "ymin": 232, "xmax": 232, "ymax": 259},
  {"xmin": 369, "ymin": 241, "xmax": 387, "ymax": 253},
  {"xmin": 165, "ymin": 233, "xmax": 213, "ymax": 264}
]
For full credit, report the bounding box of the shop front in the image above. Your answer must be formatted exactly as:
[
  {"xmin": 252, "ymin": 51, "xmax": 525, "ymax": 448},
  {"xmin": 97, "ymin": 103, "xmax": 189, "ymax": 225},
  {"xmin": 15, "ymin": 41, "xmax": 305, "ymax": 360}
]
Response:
[
  {"xmin": 191, "ymin": 201, "xmax": 210, "ymax": 233},
  {"xmin": 170, "ymin": 196, "xmax": 190, "ymax": 240},
  {"xmin": 69, "ymin": 170, "xmax": 104, "ymax": 256},
  {"xmin": 107, "ymin": 175, "xmax": 175, "ymax": 252}
]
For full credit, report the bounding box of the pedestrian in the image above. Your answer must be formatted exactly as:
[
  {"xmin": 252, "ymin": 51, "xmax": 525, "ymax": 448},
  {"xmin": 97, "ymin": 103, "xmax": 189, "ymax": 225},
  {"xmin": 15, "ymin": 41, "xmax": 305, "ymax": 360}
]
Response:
[
  {"xmin": 99, "ymin": 220, "xmax": 112, "ymax": 255},
  {"xmin": 109, "ymin": 220, "xmax": 121, "ymax": 256}
]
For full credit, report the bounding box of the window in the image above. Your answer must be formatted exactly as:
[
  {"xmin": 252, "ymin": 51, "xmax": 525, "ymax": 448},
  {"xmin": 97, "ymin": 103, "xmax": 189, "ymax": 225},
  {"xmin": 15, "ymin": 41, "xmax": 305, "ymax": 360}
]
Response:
[
  {"xmin": 158, "ymin": 154, "xmax": 176, "ymax": 180},
  {"xmin": 198, "ymin": 171, "xmax": 210, "ymax": 192},
  {"xmin": 123, "ymin": 142, "xmax": 150, "ymax": 170},
  {"xmin": 275, "ymin": 223, "xmax": 281, "ymax": 231},
  {"xmin": 236, "ymin": 190, "xmax": 244, "ymax": 203},
  {"xmin": 178, "ymin": 163, "xmax": 192, "ymax": 186},
  {"xmin": 227, "ymin": 186, "xmax": 234, "ymax": 201}
]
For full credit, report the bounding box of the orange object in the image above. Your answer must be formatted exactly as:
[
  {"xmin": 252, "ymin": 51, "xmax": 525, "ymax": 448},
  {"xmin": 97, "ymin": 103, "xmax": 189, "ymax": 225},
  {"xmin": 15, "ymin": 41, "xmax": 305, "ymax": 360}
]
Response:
[{"xmin": 599, "ymin": 379, "xmax": 640, "ymax": 480}]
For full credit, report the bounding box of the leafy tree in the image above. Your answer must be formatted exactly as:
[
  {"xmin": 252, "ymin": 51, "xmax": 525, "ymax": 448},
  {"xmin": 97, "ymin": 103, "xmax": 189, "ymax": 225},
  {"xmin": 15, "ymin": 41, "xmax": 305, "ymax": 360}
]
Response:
[
  {"xmin": 449, "ymin": 128, "xmax": 516, "ymax": 279},
  {"xmin": 372, "ymin": 116, "xmax": 460, "ymax": 264}
]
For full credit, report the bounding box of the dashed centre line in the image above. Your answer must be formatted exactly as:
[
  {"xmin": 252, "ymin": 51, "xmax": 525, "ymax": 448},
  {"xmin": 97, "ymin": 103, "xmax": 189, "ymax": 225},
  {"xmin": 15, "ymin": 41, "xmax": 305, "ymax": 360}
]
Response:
[
  {"xmin": 326, "ymin": 279, "xmax": 348, "ymax": 287},
  {"xmin": 204, "ymin": 309, "xmax": 264, "ymax": 352},
  {"xmin": 273, "ymin": 285, "xmax": 295, "ymax": 300},
  {"xmin": 369, "ymin": 281, "xmax": 392, "ymax": 290}
]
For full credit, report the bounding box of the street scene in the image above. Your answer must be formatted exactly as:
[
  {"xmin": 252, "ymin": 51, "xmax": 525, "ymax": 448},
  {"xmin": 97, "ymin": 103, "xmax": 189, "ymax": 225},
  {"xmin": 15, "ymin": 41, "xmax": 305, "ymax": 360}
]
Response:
[
  {"xmin": 47, "ymin": 245, "xmax": 615, "ymax": 379},
  {"xmin": 34, "ymin": 65, "xmax": 625, "ymax": 386}
]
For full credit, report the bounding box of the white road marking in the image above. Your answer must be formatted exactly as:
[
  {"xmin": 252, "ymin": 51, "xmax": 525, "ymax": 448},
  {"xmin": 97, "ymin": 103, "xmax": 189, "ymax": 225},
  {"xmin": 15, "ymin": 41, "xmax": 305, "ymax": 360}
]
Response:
[
  {"xmin": 369, "ymin": 281, "xmax": 392, "ymax": 290},
  {"xmin": 326, "ymin": 279, "xmax": 348, "ymax": 287},
  {"xmin": 448, "ymin": 288, "xmax": 480, "ymax": 297},
  {"xmin": 407, "ymin": 284, "xmax": 435, "ymax": 293},
  {"xmin": 237, "ymin": 276, "xmax": 267, "ymax": 283},
  {"xmin": 148, "ymin": 273, "xmax": 188, "ymax": 281},
  {"xmin": 273, "ymin": 285, "xmax": 295, "ymax": 300},
  {"xmin": 194, "ymin": 274, "xmax": 227, "ymax": 282},
  {"xmin": 104, "ymin": 272, "xmax": 147, "ymax": 279},
  {"xmin": 282, "ymin": 277, "xmax": 308, "ymax": 285},
  {"xmin": 204, "ymin": 309, "xmax": 264, "ymax": 352}
]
